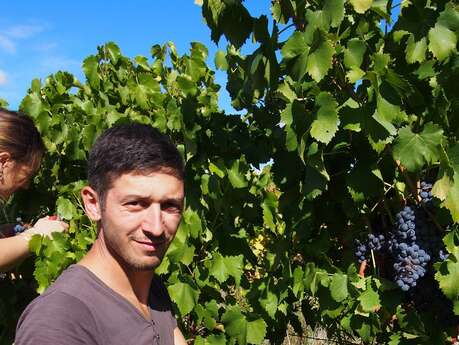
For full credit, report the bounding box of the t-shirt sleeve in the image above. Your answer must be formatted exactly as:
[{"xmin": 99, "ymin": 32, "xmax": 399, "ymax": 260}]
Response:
[{"xmin": 15, "ymin": 291, "xmax": 100, "ymax": 345}]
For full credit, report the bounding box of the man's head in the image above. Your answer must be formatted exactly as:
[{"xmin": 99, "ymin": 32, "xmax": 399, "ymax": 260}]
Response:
[
  {"xmin": 87, "ymin": 123, "xmax": 184, "ymax": 208},
  {"xmin": 82, "ymin": 123, "xmax": 185, "ymax": 271}
]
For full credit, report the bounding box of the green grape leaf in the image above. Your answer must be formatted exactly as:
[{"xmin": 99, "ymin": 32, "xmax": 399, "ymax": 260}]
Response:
[
  {"xmin": 82, "ymin": 55, "xmax": 100, "ymax": 89},
  {"xmin": 228, "ymin": 159, "xmax": 248, "ymax": 188},
  {"xmin": 281, "ymin": 32, "xmax": 308, "ymax": 60},
  {"xmin": 323, "ymin": 0, "xmax": 345, "ymax": 28},
  {"xmin": 0, "ymin": 97, "xmax": 8, "ymax": 107},
  {"xmin": 350, "ymin": 0, "xmax": 373, "ymax": 14},
  {"xmin": 105, "ymin": 42, "xmax": 121, "ymax": 63},
  {"xmin": 435, "ymin": 246, "xmax": 459, "ymax": 301},
  {"xmin": 20, "ymin": 93, "xmax": 44, "ymax": 119},
  {"xmin": 307, "ymin": 35, "xmax": 334, "ymax": 82},
  {"xmin": 438, "ymin": 3, "xmax": 459, "ymax": 31},
  {"xmin": 56, "ymin": 197, "xmax": 77, "ymax": 220},
  {"xmin": 392, "ymin": 123, "xmax": 444, "ymax": 172},
  {"xmin": 405, "ymin": 35, "xmax": 427, "ymax": 64},
  {"xmin": 344, "ymin": 39, "xmax": 366, "ymax": 69},
  {"xmin": 346, "ymin": 67, "xmax": 365, "ymax": 83},
  {"xmin": 330, "ymin": 273, "xmax": 349, "ymax": 302},
  {"xmin": 246, "ymin": 319, "xmax": 267, "ymax": 344},
  {"xmin": 372, "ymin": 95, "xmax": 399, "ymax": 136},
  {"xmin": 180, "ymin": 207, "xmax": 202, "ymax": 239},
  {"xmin": 260, "ymin": 289, "xmax": 278, "ymax": 319},
  {"xmin": 167, "ymin": 281, "xmax": 200, "ymax": 316},
  {"xmin": 209, "ymin": 253, "xmax": 244, "ymax": 285},
  {"xmin": 428, "ymin": 24, "xmax": 457, "ymax": 61},
  {"xmin": 310, "ymin": 92, "xmax": 339, "ymax": 144},
  {"xmin": 441, "ymin": 172, "xmax": 459, "ymax": 223},
  {"xmin": 195, "ymin": 334, "xmax": 227, "ymax": 345},
  {"xmin": 214, "ymin": 50, "xmax": 228, "ymax": 70},
  {"xmin": 358, "ymin": 286, "xmax": 381, "ymax": 312},
  {"xmin": 285, "ymin": 125, "xmax": 298, "ymax": 151},
  {"xmin": 221, "ymin": 306, "xmax": 247, "ymax": 345}
]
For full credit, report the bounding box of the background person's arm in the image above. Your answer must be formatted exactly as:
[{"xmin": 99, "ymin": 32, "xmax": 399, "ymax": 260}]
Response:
[
  {"xmin": 0, "ymin": 217, "xmax": 67, "ymax": 272},
  {"xmin": 0, "ymin": 234, "xmax": 30, "ymax": 271},
  {"xmin": 174, "ymin": 327, "xmax": 188, "ymax": 345}
]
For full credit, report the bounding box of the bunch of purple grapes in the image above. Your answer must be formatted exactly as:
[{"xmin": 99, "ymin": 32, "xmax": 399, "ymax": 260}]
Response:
[
  {"xmin": 354, "ymin": 180, "xmax": 449, "ymax": 294},
  {"xmin": 419, "ymin": 181, "xmax": 433, "ymax": 205},
  {"xmin": 390, "ymin": 206, "xmax": 430, "ymax": 291},
  {"xmin": 368, "ymin": 233, "xmax": 385, "ymax": 251},
  {"xmin": 354, "ymin": 239, "xmax": 368, "ymax": 263},
  {"xmin": 354, "ymin": 234, "xmax": 385, "ymax": 263}
]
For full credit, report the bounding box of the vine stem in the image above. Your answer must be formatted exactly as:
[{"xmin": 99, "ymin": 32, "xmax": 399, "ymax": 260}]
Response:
[
  {"xmin": 278, "ymin": 23, "xmax": 296, "ymax": 36},
  {"xmin": 395, "ymin": 159, "xmax": 419, "ymax": 202},
  {"xmin": 359, "ymin": 260, "xmax": 367, "ymax": 278},
  {"xmin": 363, "ymin": 215, "xmax": 378, "ymax": 275},
  {"xmin": 370, "ymin": 249, "xmax": 377, "ymax": 275}
]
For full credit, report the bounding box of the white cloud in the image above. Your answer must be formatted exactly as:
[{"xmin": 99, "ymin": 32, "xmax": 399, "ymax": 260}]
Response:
[
  {"xmin": 0, "ymin": 35, "xmax": 15, "ymax": 53},
  {"xmin": 5, "ymin": 24, "xmax": 44, "ymax": 39},
  {"xmin": 0, "ymin": 24, "xmax": 46, "ymax": 54},
  {"xmin": 0, "ymin": 70, "xmax": 8, "ymax": 86}
]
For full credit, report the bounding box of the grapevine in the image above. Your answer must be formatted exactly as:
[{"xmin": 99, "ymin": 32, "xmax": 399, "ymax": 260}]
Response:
[{"xmin": 1, "ymin": 1, "xmax": 459, "ymax": 344}]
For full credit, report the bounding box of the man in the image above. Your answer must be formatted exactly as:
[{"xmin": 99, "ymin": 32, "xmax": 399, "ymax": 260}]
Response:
[{"xmin": 15, "ymin": 123, "xmax": 188, "ymax": 345}]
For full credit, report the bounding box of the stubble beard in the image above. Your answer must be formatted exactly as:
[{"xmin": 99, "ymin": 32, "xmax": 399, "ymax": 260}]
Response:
[{"xmin": 100, "ymin": 215, "xmax": 166, "ymax": 272}]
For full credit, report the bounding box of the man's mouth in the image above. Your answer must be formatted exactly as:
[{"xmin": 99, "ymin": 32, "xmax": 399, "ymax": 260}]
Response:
[{"xmin": 133, "ymin": 239, "xmax": 165, "ymax": 251}]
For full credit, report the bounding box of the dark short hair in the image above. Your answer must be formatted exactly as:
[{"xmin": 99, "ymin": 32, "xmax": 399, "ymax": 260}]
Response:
[
  {"xmin": 0, "ymin": 108, "xmax": 45, "ymax": 172},
  {"xmin": 88, "ymin": 123, "xmax": 184, "ymax": 205}
]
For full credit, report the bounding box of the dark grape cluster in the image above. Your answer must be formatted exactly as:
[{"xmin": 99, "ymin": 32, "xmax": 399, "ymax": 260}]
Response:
[
  {"xmin": 352, "ymin": 177, "xmax": 457, "ymax": 331},
  {"xmin": 368, "ymin": 233, "xmax": 385, "ymax": 251},
  {"xmin": 390, "ymin": 206, "xmax": 431, "ymax": 291},
  {"xmin": 354, "ymin": 233, "xmax": 385, "ymax": 263},
  {"xmin": 419, "ymin": 181, "xmax": 433, "ymax": 205},
  {"xmin": 354, "ymin": 179, "xmax": 449, "ymax": 295},
  {"xmin": 393, "ymin": 206, "xmax": 416, "ymax": 242},
  {"xmin": 354, "ymin": 239, "xmax": 368, "ymax": 263}
]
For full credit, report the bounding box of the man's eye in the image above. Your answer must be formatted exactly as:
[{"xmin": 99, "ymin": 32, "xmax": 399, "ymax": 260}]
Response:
[
  {"xmin": 126, "ymin": 201, "xmax": 141, "ymax": 207},
  {"xmin": 162, "ymin": 203, "xmax": 182, "ymax": 213}
]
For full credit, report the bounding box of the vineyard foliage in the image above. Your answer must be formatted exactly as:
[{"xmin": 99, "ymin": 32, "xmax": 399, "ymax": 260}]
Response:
[{"xmin": 1, "ymin": 0, "xmax": 459, "ymax": 344}]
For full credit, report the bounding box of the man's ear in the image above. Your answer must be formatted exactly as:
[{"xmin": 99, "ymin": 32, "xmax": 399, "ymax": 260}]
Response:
[{"xmin": 81, "ymin": 186, "xmax": 102, "ymax": 221}]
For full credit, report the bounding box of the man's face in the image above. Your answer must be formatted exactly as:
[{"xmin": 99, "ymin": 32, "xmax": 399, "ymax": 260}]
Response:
[{"xmin": 99, "ymin": 171, "xmax": 184, "ymax": 272}]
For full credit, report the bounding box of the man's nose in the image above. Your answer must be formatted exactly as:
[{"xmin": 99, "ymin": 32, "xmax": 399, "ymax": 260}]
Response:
[{"xmin": 141, "ymin": 204, "xmax": 163, "ymax": 236}]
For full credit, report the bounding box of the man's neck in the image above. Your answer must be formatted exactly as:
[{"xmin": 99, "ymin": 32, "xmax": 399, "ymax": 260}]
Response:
[{"xmin": 78, "ymin": 236, "xmax": 154, "ymax": 316}]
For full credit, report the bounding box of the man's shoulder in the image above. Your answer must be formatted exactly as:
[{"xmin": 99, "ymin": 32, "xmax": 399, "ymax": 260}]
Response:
[
  {"xmin": 15, "ymin": 290, "xmax": 99, "ymax": 345},
  {"xmin": 16, "ymin": 265, "xmax": 100, "ymax": 335},
  {"xmin": 16, "ymin": 265, "xmax": 100, "ymax": 323},
  {"xmin": 45, "ymin": 264, "xmax": 97, "ymax": 295},
  {"xmin": 20, "ymin": 289, "xmax": 92, "ymax": 320}
]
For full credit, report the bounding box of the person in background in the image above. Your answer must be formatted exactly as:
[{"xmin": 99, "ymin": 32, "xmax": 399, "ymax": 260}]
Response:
[
  {"xmin": 0, "ymin": 108, "xmax": 68, "ymax": 272},
  {"xmin": 16, "ymin": 123, "xmax": 188, "ymax": 345}
]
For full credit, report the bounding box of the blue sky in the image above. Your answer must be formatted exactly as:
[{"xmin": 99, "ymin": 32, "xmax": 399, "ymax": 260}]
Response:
[{"xmin": 0, "ymin": 1, "xmax": 270, "ymax": 111}]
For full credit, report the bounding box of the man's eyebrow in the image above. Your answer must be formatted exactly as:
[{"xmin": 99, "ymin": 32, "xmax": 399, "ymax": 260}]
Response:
[
  {"xmin": 119, "ymin": 194, "xmax": 150, "ymax": 200},
  {"xmin": 120, "ymin": 195, "xmax": 184, "ymax": 204},
  {"xmin": 162, "ymin": 198, "xmax": 185, "ymax": 206}
]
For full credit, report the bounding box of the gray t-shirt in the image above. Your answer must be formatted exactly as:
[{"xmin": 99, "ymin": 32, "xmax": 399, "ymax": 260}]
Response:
[{"xmin": 15, "ymin": 265, "xmax": 177, "ymax": 345}]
